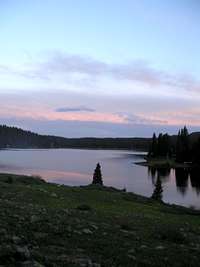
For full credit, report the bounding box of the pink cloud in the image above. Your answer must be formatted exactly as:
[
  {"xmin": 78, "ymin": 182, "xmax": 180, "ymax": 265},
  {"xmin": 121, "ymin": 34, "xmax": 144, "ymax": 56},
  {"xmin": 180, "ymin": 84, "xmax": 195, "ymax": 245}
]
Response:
[
  {"xmin": 0, "ymin": 105, "xmax": 126, "ymax": 124},
  {"xmin": 145, "ymin": 109, "xmax": 200, "ymax": 126},
  {"xmin": 1, "ymin": 105, "xmax": 200, "ymax": 127}
]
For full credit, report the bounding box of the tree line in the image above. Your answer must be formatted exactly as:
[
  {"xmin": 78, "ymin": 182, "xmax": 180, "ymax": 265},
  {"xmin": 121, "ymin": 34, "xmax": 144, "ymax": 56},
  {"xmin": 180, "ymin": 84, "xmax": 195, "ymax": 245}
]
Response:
[
  {"xmin": 0, "ymin": 125, "xmax": 150, "ymax": 150},
  {"xmin": 148, "ymin": 126, "xmax": 200, "ymax": 164}
]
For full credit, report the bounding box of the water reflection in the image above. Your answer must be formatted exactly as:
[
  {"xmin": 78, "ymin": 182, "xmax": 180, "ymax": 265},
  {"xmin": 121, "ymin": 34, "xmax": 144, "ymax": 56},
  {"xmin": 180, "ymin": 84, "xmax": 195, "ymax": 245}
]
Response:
[
  {"xmin": 190, "ymin": 168, "xmax": 200, "ymax": 195},
  {"xmin": 1, "ymin": 149, "xmax": 200, "ymax": 208},
  {"xmin": 148, "ymin": 167, "xmax": 170, "ymax": 185},
  {"xmin": 151, "ymin": 176, "xmax": 163, "ymax": 202},
  {"xmin": 148, "ymin": 166, "xmax": 200, "ymax": 197},
  {"xmin": 175, "ymin": 168, "xmax": 189, "ymax": 196}
]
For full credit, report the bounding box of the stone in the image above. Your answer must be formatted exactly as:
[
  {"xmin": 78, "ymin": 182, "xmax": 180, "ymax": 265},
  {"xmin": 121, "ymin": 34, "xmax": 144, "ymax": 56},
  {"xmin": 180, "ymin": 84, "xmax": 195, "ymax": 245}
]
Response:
[
  {"xmin": 82, "ymin": 229, "xmax": 93, "ymax": 234},
  {"xmin": 12, "ymin": 235, "xmax": 22, "ymax": 244},
  {"xmin": 90, "ymin": 224, "xmax": 98, "ymax": 230}
]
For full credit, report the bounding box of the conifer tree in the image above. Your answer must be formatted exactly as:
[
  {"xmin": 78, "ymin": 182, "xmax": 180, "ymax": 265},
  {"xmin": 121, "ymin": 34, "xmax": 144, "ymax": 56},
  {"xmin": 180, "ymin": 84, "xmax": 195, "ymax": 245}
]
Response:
[
  {"xmin": 176, "ymin": 130, "xmax": 182, "ymax": 162},
  {"xmin": 176, "ymin": 126, "xmax": 190, "ymax": 163},
  {"xmin": 149, "ymin": 132, "xmax": 171, "ymax": 158},
  {"xmin": 92, "ymin": 163, "xmax": 103, "ymax": 185},
  {"xmin": 182, "ymin": 126, "xmax": 190, "ymax": 161},
  {"xmin": 157, "ymin": 133, "xmax": 163, "ymax": 156},
  {"xmin": 162, "ymin": 133, "xmax": 170, "ymax": 157},
  {"xmin": 151, "ymin": 133, "xmax": 157, "ymax": 157},
  {"xmin": 191, "ymin": 137, "xmax": 200, "ymax": 164}
]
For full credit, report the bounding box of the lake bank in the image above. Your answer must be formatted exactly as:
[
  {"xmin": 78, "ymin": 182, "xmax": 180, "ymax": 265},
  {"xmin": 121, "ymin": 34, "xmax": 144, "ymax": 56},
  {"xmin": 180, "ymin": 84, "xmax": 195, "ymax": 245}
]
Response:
[
  {"xmin": 1, "ymin": 173, "xmax": 200, "ymax": 266},
  {"xmin": 1, "ymin": 148, "xmax": 200, "ymax": 209},
  {"xmin": 136, "ymin": 157, "xmax": 192, "ymax": 169}
]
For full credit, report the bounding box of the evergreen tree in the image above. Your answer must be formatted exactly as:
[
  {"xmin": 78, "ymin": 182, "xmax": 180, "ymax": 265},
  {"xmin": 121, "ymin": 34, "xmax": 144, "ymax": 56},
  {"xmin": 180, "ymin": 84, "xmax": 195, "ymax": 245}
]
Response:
[
  {"xmin": 151, "ymin": 177, "xmax": 163, "ymax": 201},
  {"xmin": 182, "ymin": 126, "xmax": 190, "ymax": 161},
  {"xmin": 191, "ymin": 137, "xmax": 200, "ymax": 164},
  {"xmin": 176, "ymin": 130, "xmax": 182, "ymax": 162},
  {"xmin": 148, "ymin": 132, "xmax": 171, "ymax": 158},
  {"xmin": 157, "ymin": 133, "xmax": 163, "ymax": 156},
  {"xmin": 162, "ymin": 133, "xmax": 170, "ymax": 157},
  {"xmin": 92, "ymin": 163, "xmax": 103, "ymax": 185},
  {"xmin": 176, "ymin": 126, "xmax": 190, "ymax": 163},
  {"xmin": 150, "ymin": 133, "xmax": 157, "ymax": 157}
]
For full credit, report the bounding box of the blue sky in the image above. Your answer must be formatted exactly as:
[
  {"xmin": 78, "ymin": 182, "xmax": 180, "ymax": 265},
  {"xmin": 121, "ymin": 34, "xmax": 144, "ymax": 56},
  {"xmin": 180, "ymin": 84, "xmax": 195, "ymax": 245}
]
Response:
[{"xmin": 0, "ymin": 0, "xmax": 200, "ymax": 137}]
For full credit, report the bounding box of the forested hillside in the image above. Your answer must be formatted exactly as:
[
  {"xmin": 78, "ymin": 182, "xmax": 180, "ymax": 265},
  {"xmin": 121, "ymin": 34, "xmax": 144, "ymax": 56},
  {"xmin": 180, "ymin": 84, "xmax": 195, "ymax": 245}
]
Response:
[{"xmin": 0, "ymin": 125, "xmax": 151, "ymax": 150}]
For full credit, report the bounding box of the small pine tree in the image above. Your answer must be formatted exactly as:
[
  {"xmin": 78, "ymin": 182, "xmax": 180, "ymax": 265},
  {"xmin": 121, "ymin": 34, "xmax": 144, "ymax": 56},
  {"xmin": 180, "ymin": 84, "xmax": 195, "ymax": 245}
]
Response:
[
  {"xmin": 151, "ymin": 177, "xmax": 163, "ymax": 201},
  {"xmin": 149, "ymin": 133, "xmax": 157, "ymax": 157},
  {"xmin": 92, "ymin": 163, "xmax": 103, "ymax": 185}
]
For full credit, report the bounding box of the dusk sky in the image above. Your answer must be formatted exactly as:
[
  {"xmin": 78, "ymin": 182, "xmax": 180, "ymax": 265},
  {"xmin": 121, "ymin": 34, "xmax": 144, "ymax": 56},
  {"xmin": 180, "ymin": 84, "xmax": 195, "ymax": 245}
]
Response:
[{"xmin": 1, "ymin": 0, "xmax": 200, "ymax": 137}]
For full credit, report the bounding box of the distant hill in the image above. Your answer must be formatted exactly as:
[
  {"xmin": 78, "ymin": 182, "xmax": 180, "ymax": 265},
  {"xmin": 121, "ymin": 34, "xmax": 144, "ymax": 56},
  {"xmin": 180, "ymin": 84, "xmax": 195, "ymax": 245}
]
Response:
[
  {"xmin": 0, "ymin": 125, "xmax": 151, "ymax": 150},
  {"xmin": 1, "ymin": 124, "xmax": 199, "ymax": 151}
]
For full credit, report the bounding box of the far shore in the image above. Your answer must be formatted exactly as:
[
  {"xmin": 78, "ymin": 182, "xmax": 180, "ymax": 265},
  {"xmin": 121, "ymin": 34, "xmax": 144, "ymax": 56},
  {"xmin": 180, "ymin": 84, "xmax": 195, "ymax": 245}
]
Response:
[{"xmin": 0, "ymin": 147, "xmax": 148, "ymax": 152}]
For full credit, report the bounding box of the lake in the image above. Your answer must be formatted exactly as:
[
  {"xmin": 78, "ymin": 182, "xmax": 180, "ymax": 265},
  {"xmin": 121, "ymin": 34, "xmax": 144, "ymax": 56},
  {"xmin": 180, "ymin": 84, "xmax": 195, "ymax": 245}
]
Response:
[{"xmin": 0, "ymin": 148, "xmax": 200, "ymax": 209}]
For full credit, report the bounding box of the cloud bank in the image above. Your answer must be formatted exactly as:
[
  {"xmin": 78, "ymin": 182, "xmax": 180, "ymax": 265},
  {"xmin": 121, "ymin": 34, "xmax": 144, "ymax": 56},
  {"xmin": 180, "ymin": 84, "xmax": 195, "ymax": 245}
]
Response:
[
  {"xmin": 55, "ymin": 106, "xmax": 95, "ymax": 113},
  {"xmin": 0, "ymin": 52, "xmax": 200, "ymax": 136},
  {"xmin": 33, "ymin": 52, "xmax": 199, "ymax": 92},
  {"xmin": 1, "ymin": 52, "xmax": 200, "ymax": 95}
]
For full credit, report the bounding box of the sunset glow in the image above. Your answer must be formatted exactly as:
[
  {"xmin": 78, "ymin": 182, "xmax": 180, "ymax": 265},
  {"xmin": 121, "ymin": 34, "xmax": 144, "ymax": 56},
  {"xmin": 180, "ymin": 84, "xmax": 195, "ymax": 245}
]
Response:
[{"xmin": 0, "ymin": 0, "xmax": 200, "ymax": 136}]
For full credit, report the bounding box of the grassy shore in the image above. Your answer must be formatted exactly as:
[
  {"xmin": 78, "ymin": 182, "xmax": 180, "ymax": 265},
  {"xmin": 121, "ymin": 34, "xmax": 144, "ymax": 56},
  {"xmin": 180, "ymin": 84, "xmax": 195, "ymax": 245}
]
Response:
[
  {"xmin": 1, "ymin": 173, "xmax": 200, "ymax": 266},
  {"xmin": 136, "ymin": 157, "xmax": 191, "ymax": 168}
]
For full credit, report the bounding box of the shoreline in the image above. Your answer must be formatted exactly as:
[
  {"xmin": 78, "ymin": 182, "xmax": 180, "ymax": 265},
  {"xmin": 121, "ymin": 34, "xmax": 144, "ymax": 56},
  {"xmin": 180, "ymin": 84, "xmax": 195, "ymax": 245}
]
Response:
[
  {"xmin": 134, "ymin": 156, "xmax": 195, "ymax": 169},
  {"xmin": 0, "ymin": 172, "xmax": 199, "ymax": 211},
  {"xmin": 1, "ymin": 173, "xmax": 200, "ymax": 266},
  {"xmin": 0, "ymin": 147, "xmax": 148, "ymax": 152},
  {"xmin": 135, "ymin": 161, "xmax": 191, "ymax": 169},
  {"xmin": 0, "ymin": 172, "xmax": 199, "ymax": 212}
]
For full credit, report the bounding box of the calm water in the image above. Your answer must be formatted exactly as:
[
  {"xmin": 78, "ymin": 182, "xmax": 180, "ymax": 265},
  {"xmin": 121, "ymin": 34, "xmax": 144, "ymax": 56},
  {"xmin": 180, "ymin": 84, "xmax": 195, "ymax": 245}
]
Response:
[{"xmin": 0, "ymin": 148, "xmax": 200, "ymax": 209}]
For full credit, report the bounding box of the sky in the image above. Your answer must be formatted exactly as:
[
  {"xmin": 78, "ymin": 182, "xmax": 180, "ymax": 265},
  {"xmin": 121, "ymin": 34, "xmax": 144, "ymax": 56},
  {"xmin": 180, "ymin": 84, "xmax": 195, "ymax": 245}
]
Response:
[{"xmin": 0, "ymin": 0, "xmax": 200, "ymax": 137}]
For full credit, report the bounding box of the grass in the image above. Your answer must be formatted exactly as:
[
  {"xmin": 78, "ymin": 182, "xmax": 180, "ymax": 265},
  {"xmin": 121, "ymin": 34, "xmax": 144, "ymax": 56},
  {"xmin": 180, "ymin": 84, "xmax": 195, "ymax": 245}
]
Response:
[
  {"xmin": 136, "ymin": 157, "xmax": 191, "ymax": 168},
  {"xmin": 0, "ymin": 173, "xmax": 200, "ymax": 266}
]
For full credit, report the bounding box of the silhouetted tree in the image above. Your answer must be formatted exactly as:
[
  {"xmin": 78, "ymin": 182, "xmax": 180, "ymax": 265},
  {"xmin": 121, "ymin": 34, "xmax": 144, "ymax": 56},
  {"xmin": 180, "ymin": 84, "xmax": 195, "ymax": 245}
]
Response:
[
  {"xmin": 157, "ymin": 133, "xmax": 163, "ymax": 156},
  {"xmin": 92, "ymin": 163, "xmax": 103, "ymax": 185},
  {"xmin": 175, "ymin": 168, "xmax": 189, "ymax": 196},
  {"xmin": 176, "ymin": 130, "xmax": 182, "ymax": 162},
  {"xmin": 148, "ymin": 132, "xmax": 171, "ymax": 158},
  {"xmin": 191, "ymin": 137, "xmax": 200, "ymax": 164},
  {"xmin": 162, "ymin": 133, "xmax": 171, "ymax": 157},
  {"xmin": 190, "ymin": 167, "xmax": 200, "ymax": 195},
  {"xmin": 176, "ymin": 126, "xmax": 190, "ymax": 163},
  {"xmin": 151, "ymin": 177, "xmax": 163, "ymax": 201},
  {"xmin": 149, "ymin": 133, "xmax": 157, "ymax": 157}
]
